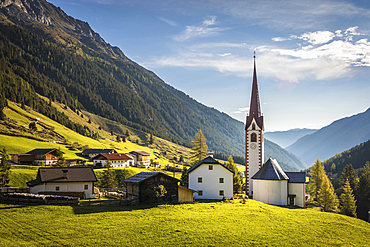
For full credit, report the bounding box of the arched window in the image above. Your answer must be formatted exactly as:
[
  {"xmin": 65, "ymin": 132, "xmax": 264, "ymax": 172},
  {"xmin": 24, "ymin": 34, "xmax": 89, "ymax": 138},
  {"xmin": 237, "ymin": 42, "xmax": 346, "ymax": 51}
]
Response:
[
  {"xmin": 252, "ymin": 123, "xmax": 256, "ymax": 130},
  {"xmin": 251, "ymin": 133, "xmax": 257, "ymax": 142}
]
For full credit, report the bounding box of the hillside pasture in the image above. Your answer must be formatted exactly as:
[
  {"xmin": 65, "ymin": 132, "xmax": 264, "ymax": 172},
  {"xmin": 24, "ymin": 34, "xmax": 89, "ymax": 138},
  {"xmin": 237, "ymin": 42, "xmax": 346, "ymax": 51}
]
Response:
[{"xmin": 0, "ymin": 200, "xmax": 369, "ymax": 246}]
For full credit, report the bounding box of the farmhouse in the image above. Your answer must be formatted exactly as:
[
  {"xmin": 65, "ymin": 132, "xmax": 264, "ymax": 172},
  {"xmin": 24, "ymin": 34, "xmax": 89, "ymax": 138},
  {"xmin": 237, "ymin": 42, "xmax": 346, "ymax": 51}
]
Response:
[
  {"xmin": 27, "ymin": 167, "xmax": 98, "ymax": 199},
  {"xmin": 82, "ymin": 148, "xmax": 117, "ymax": 159},
  {"xmin": 187, "ymin": 156, "xmax": 234, "ymax": 200},
  {"xmin": 11, "ymin": 148, "xmax": 63, "ymax": 165},
  {"xmin": 123, "ymin": 172, "xmax": 195, "ymax": 203},
  {"xmin": 130, "ymin": 150, "xmax": 151, "ymax": 168},
  {"xmin": 92, "ymin": 153, "xmax": 134, "ymax": 168},
  {"xmin": 252, "ymin": 158, "xmax": 306, "ymax": 207}
]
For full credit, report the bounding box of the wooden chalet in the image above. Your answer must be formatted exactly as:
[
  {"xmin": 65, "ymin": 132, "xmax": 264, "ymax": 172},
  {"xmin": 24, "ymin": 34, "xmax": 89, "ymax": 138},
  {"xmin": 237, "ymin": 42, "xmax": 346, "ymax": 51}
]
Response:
[
  {"xmin": 11, "ymin": 148, "xmax": 63, "ymax": 165},
  {"xmin": 130, "ymin": 151, "xmax": 151, "ymax": 168},
  {"xmin": 123, "ymin": 172, "xmax": 195, "ymax": 203}
]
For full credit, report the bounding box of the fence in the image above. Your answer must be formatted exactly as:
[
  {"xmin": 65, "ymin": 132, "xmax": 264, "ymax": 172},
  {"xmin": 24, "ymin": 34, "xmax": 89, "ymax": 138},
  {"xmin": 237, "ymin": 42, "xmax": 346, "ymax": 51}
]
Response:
[
  {"xmin": 0, "ymin": 187, "xmax": 29, "ymax": 193},
  {"xmin": 0, "ymin": 193, "xmax": 80, "ymax": 205}
]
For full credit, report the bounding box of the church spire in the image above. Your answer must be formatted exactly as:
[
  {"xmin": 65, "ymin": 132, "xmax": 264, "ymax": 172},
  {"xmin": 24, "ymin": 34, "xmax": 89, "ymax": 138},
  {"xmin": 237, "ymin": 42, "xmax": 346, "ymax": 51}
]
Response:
[{"xmin": 246, "ymin": 55, "xmax": 264, "ymax": 130}]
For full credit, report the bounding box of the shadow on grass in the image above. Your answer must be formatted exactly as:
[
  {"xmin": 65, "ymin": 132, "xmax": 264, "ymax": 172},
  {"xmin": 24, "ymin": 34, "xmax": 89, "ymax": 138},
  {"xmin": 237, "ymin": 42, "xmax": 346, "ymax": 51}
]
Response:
[
  {"xmin": 72, "ymin": 202, "xmax": 169, "ymax": 215},
  {"xmin": 0, "ymin": 204, "xmax": 27, "ymax": 210}
]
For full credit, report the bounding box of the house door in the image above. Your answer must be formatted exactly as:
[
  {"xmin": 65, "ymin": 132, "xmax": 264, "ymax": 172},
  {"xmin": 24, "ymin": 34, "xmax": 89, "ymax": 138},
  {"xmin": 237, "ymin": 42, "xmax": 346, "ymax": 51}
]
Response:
[{"xmin": 289, "ymin": 197, "xmax": 295, "ymax": 206}]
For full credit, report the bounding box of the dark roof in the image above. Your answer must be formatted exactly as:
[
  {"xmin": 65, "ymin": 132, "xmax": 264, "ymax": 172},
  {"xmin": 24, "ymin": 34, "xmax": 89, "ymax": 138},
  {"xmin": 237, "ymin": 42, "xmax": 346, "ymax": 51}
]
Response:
[
  {"xmin": 252, "ymin": 158, "xmax": 289, "ymax": 180},
  {"xmin": 26, "ymin": 149, "xmax": 62, "ymax": 155},
  {"xmin": 285, "ymin": 172, "xmax": 306, "ymax": 183},
  {"xmin": 130, "ymin": 150, "xmax": 151, "ymax": 156},
  {"xmin": 123, "ymin": 172, "xmax": 180, "ymax": 183},
  {"xmin": 65, "ymin": 159, "xmax": 86, "ymax": 162},
  {"xmin": 187, "ymin": 156, "xmax": 234, "ymax": 174},
  {"xmin": 82, "ymin": 149, "xmax": 116, "ymax": 154},
  {"xmin": 93, "ymin": 153, "xmax": 133, "ymax": 161},
  {"xmin": 27, "ymin": 167, "xmax": 97, "ymax": 187},
  {"xmin": 246, "ymin": 58, "xmax": 264, "ymax": 130}
]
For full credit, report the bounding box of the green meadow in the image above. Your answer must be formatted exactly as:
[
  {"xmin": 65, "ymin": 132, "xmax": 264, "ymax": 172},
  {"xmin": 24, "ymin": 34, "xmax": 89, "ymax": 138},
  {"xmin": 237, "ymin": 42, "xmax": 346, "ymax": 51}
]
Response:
[{"xmin": 0, "ymin": 200, "xmax": 369, "ymax": 246}]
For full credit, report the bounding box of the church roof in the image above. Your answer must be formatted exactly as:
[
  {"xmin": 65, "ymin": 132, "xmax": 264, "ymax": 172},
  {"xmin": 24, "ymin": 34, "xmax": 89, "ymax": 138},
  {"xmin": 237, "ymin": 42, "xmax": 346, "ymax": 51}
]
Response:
[
  {"xmin": 251, "ymin": 158, "xmax": 289, "ymax": 180},
  {"xmin": 246, "ymin": 58, "xmax": 264, "ymax": 130},
  {"xmin": 285, "ymin": 172, "xmax": 306, "ymax": 183},
  {"xmin": 187, "ymin": 156, "xmax": 234, "ymax": 174}
]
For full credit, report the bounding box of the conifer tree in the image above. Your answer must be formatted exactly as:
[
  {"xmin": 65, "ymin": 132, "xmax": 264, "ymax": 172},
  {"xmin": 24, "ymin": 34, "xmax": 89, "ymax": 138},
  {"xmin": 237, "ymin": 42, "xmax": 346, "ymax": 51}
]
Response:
[
  {"xmin": 308, "ymin": 157, "xmax": 326, "ymax": 201},
  {"xmin": 357, "ymin": 162, "xmax": 370, "ymax": 220},
  {"xmin": 340, "ymin": 179, "xmax": 357, "ymax": 217},
  {"xmin": 101, "ymin": 161, "xmax": 117, "ymax": 188},
  {"xmin": 180, "ymin": 167, "xmax": 188, "ymax": 186},
  {"xmin": 190, "ymin": 130, "xmax": 208, "ymax": 164},
  {"xmin": 340, "ymin": 164, "xmax": 359, "ymax": 193},
  {"xmin": 225, "ymin": 156, "xmax": 243, "ymax": 193},
  {"xmin": 0, "ymin": 149, "xmax": 11, "ymax": 187},
  {"xmin": 317, "ymin": 175, "xmax": 339, "ymax": 211}
]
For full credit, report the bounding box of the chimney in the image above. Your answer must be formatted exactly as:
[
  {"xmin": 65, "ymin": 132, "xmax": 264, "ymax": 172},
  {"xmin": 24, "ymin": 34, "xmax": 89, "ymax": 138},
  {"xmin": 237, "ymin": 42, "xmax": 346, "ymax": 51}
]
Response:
[
  {"xmin": 206, "ymin": 152, "xmax": 214, "ymax": 158},
  {"xmin": 62, "ymin": 169, "xmax": 68, "ymax": 179}
]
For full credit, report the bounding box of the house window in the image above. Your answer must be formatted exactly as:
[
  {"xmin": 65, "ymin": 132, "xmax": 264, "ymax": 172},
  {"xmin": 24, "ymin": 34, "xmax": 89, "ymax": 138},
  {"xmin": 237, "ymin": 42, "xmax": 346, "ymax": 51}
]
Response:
[
  {"xmin": 252, "ymin": 123, "xmax": 256, "ymax": 130},
  {"xmin": 56, "ymin": 186, "xmax": 60, "ymax": 191},
  {"xmin": 251, "ymin": 133, "xmax": 257, "ymax": 142},
  {"xmin": 198, "ymin": 190, "xmax": 203, "ymax": 196},
  {"xmin": 198, "ymin": 177, "xmax": 202, "ymax": 183},
  {"xmin": 219, "ymin": 190, "xmax": 224, "ymax": 196},
  {"xmin": 219, "ymin": 178, "xmax": 224, "ymax": 183},
  {"xmin": 209, "ymin": 165, "xmax": 213, "ymax": 170},
  {"xmin": 84, "ymin": 184, "xmax": 88, "ymax": 190}
]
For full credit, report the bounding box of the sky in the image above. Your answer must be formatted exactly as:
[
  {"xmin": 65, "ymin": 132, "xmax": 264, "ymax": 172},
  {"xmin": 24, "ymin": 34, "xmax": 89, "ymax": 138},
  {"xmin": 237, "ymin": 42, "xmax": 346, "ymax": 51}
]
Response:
[{"xmin": 48, "ymin": 0, "xmax": 370, "ymax": 131}]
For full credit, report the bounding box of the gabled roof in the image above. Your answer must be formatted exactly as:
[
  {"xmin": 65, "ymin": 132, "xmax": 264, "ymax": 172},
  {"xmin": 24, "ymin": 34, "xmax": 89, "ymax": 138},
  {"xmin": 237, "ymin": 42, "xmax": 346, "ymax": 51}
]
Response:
[
  {"xmin": 252, "ymin": 158, "xmax": 289, "ymax": 180},
  {"xmin": 93, "ymin": 153, "xmax": 133, "ymax": 161},
  {"xmin": 27, "ymin": 167, "xmax": 97, "ymax": 187},
  {"xmin": 123, "ymin": 172, "xmax": 180, "ymax": 183},
  {"xmin": 130, "ymin": 150, "xmax": 151, "ymax": 156},
  {"xmin": 82, "ymin": 149, "xmax": 116, "ymax": 154},
  {"xmin": 285, "ymin": 172, "xmax": 306, "ymax": 183},
  {"xmin": 246, "ymin": 58, "xmax": 264, "ymax": 130},
  {"xmin": 187, "ymin": 156, "xmax": 234, "ymax": 174},
  {"xmin": 26, "ymin": 149, "xmax": 63, "ymax": 155}
]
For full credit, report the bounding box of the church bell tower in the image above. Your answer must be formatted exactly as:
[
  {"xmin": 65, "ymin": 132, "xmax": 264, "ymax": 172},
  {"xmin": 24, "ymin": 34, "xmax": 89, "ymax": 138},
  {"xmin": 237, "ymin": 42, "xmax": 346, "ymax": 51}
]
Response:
[{"xmin": 245, "ymin": 55, "xmax": 264, "ymax": 197}]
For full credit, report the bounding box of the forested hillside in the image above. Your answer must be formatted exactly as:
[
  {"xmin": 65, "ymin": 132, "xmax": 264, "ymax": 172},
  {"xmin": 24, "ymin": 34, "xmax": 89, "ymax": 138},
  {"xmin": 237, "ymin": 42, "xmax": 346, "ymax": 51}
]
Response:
[{"xmin": 322, "ymin": 140, "xmax": 370, "ymax": 175}]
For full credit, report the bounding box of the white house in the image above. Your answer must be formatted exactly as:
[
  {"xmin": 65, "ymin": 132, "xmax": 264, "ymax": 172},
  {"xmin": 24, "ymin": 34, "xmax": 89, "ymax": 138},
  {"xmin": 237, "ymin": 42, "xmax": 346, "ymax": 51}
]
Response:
[
  {"xmin": 92, "ymin": 153, "xmax": 134, "ymax": 168},
  {"xmin": 81, "ymin": 148, "xmax": 117, "ymax": 159},
  {"xmin": 27, "ymin": 167, "xmax": 98, "ymax": 199},
  {"xmin": 130, "ymin": 151, "xmax": 151, "ymax": 168},
  {"xmin": 252, "ymin": 158, "xmax": 306, "ymax": 207},
  {"xmin": 187, "ymin": 156, "xmax": 234, "ymax": 200}
]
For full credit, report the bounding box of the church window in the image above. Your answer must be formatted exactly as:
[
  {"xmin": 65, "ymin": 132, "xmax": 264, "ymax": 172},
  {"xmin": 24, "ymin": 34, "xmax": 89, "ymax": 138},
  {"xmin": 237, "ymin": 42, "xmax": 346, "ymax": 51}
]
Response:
[
  {"xmin": 198, "ymin": 177, "xmax": 202, "ymax": 183},
  {"xmin": 198, "ymin": 190, "xmax": 203, "ymax": 196},
  {"xmin": 252, "ymin": 123, "xmax": 256, "ymax": 130},
  {"xmin": 219, "ymin": 178, "xmax": 224, "ymax": 183},
  {"xmin": 209, "ymin": 165, "xmax": 213, "ymax": 170},
  {"xmin": 251, "ymin": 133, "xmax": 257, "ymax": 142},
  {"xmin": 219, "ymin": 190, "xmax": 224, "ymax": 196}
]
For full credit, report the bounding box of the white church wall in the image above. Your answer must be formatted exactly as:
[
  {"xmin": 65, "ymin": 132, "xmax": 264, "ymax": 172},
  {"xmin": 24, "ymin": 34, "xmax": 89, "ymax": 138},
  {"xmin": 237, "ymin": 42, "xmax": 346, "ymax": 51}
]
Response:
[
  {"xmin": 288, "ymin": 183, "xmax": 305, "ymax": 208},
  {"xmin": 253, "ymin": 180, "xmax": 287, "ymax": 205},
  {"xmin": 189, "ymin": 164, "xmax": 233, "ymax": 200}
]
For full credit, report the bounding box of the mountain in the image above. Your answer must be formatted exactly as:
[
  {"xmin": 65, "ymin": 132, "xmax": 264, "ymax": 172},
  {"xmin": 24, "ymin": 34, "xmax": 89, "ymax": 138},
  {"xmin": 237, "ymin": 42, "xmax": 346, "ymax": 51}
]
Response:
[
  {"xmin": 264, "ymin": 128, "xmax": 317, "ymax": 148},
  {"xmin": 287, "ymin": 107, "xmax": 370, "ymax": 167},
  {"xmin": 322, "ymin": 140, "xmax": 370, "ymax": 175},
  {"xmin": 0, "ymin": 0, "xmax": 305, "ymax": 171}
]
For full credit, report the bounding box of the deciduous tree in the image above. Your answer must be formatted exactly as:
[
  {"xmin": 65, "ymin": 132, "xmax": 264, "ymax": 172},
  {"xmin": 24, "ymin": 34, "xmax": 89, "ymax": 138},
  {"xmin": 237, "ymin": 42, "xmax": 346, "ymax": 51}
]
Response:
[
  {"xmin": 101, "ymin": 161, "xmax": 117, "ymax": 188},
  {"xmin": 225, "ymin": 156, "xmax": 243, "ymax": 193}
]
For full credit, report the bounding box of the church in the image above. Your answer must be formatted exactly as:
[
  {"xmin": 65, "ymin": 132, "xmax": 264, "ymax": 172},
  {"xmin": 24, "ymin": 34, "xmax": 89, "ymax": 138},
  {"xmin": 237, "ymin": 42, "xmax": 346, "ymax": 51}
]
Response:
[{"xmin": 245, "ymin": 56, "xmax": 306, "ymax": 208}]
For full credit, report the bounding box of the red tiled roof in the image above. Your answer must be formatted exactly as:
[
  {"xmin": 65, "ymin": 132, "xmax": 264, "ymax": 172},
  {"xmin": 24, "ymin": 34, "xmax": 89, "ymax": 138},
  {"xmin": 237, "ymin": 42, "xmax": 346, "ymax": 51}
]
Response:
[{"xmin": 94, "ymin": 153, "xmax": 133, "ymax": 160}]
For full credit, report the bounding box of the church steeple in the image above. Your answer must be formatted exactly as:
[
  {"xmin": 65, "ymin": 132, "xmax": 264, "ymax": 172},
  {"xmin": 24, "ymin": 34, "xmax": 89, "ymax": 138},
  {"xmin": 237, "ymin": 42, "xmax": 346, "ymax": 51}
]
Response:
[{"xmin": 246, "ymin": 56, "xmax": 264, "ymax": 130}]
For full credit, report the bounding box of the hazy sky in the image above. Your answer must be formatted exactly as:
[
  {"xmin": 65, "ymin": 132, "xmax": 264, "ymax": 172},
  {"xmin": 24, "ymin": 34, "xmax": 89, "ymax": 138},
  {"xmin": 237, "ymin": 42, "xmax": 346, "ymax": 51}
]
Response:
[{"xmin": 48, "ymin": 0, "xmax": 370, "ymax": 131}]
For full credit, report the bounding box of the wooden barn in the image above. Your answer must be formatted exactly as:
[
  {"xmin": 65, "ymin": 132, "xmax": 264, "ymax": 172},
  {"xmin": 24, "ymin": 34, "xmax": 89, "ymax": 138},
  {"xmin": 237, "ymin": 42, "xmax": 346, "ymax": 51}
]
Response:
[{"xmin": 123, "ymin": 172, "xmax": 195, "ymax": 203}]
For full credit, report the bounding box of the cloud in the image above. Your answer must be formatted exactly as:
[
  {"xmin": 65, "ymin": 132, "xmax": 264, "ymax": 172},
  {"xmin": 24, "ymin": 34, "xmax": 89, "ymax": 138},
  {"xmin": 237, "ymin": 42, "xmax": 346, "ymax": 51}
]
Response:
[
  {"xmin": 157, "ymin": 16, "xmax": 178, "ymax": 27},
  {"xmin": 173, "ymin": 16, "xmax": 227, "ymax": 41},
  {"xmin": 272, "ymin": 37, "xmax": 291, "ymax": 42},
  {"xmin": 290, "ymin": 31, "xmax": 335, "ymax": 45},
  {"xmin": 233, "ymin": 107, "xmax": 249, "ymax": 114}
]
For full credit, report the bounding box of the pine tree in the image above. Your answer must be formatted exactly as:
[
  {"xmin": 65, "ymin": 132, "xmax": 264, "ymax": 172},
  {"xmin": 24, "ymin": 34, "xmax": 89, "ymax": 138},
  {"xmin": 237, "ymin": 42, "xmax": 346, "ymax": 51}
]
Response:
[
  {"xmin": 190, "ymin": 130, "xmax": 208, "ymax": 164},
  {"xmin": 330, "ymin": 163, "xmax": 336, "ymax": 172},
  {"xmin": 357, "ymin": 162, "xmax": 370, "ymax": 220},
  {"xmin": 308, "ymin": 157, "xmax": 326, "ymax": 201},
  {"xmin": 0, "ymin": 148, "xmax": 11, "ymax": 187},
  {"xmin": 317, "ymin": 175, "xmax": 339, "ymax": 211},
  {"xmin": 340, "ymin": 164, "xmax": 359, "ymax": 193},
  {"xmin": 101, "ymin": 161, "xmax": 117, "ymax": 188},
  {"xmin": 340, "ymin": 179, "xmax": 357, "ymax": 217},
  {"xmin": 180, "ymin": 167, "xmax": 188, "ymax": 186},
  {"xmin": 225, "ymin": 156, "xmax": 243, "ymax": 193}
]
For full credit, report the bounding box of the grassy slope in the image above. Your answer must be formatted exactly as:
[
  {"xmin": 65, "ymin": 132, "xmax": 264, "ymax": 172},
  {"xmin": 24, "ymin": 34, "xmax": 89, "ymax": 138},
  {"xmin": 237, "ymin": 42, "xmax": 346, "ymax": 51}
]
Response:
[{"xmin": 0, "ymin": 201, "xmax": 369, "ymax": 246}]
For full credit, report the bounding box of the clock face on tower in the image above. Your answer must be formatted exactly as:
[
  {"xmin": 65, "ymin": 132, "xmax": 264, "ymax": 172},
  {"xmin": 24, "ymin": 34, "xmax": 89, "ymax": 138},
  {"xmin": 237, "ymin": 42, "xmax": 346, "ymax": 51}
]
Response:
[{"xmin": 250, "ymin": 143, "xmax": 257, "ymax": 149}]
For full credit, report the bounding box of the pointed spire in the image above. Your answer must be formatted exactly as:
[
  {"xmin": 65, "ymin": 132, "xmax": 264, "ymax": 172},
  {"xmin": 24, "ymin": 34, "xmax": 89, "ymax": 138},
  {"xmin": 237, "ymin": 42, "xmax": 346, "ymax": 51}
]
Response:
[{"xmin": 246, "ymin": 54, "xmax": 264, "ymax": 130}]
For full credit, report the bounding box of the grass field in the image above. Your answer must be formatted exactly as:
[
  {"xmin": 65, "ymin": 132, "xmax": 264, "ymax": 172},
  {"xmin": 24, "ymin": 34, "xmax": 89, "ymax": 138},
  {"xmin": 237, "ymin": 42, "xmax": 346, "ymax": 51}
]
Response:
[{"xmin": 0, "ymin": 200, "xmax": 369, "ymax": 246}]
